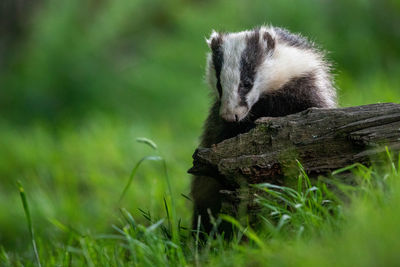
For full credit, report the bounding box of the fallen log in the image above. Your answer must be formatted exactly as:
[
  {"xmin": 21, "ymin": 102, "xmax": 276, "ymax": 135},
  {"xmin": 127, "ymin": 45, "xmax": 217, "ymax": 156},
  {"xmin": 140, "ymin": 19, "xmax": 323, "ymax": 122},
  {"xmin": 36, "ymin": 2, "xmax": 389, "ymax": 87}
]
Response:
[{"xmin": 188, "ymin": 103, "xmax": 400, "ymax": 218}]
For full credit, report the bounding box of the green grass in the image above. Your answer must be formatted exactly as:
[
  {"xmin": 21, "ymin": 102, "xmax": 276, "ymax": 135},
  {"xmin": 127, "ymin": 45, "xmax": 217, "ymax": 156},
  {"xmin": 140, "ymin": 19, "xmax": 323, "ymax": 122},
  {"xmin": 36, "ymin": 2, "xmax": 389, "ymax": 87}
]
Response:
[
  {"xmin": 3, "ymin": 137, "xmax": 400, "ymax": 266},
  {"xmin": 0, "ymin": 117, "xmax": 196, "ymax": 249}
]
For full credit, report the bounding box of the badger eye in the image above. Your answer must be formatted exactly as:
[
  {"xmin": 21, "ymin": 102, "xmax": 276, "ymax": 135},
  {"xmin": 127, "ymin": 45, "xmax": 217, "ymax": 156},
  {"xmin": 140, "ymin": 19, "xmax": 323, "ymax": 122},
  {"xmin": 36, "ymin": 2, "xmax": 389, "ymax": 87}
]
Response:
[
  {"xmin": 243, "ymin": 81, "xmax": 253, "ymax": 88},
  {"xmin": 238, "ymin": 83, "xmax": 252, "ymax": 98},
  {"xmin": 241, "ymin": 80, "xmax": 253, "ymax": 89}
]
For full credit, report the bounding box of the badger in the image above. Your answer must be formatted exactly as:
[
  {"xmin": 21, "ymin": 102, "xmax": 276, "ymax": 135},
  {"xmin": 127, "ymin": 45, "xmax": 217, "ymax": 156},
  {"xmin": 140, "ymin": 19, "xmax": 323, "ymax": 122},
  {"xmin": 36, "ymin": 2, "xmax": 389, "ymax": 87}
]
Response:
[{"xmin": 191, "ymin": 26, "xmax": 337, "ymax": 235}]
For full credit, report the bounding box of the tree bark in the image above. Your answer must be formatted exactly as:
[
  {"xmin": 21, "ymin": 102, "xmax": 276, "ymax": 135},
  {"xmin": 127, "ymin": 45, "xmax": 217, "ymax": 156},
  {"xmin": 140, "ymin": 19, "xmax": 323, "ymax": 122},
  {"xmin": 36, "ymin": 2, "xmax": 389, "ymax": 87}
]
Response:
[{"xmin": 189, "ymin": 103, "xmax": 400, "ymax": 181}]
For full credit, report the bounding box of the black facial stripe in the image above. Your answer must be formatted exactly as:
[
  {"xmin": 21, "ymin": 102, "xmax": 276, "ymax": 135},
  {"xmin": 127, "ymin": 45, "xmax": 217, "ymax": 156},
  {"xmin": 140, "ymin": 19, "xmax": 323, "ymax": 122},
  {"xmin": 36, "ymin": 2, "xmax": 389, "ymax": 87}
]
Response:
[
  {"xmin": 211, "ymin": 35, "xmax": 224, "ymax": 97},
  {"xmin": 238, "ymin": 30, "xmax": 263, "ymax": 106},
  {"xmin": 238, "ymin": 30, "xmax": 275, "ymax": 106}
]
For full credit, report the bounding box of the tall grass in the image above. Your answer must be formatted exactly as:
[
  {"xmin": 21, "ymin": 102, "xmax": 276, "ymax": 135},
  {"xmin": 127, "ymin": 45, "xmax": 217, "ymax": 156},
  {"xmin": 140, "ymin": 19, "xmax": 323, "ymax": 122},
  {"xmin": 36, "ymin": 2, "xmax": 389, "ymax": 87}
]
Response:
[
  {"xmin": 17, "ymin": 181, "xmax": 41, "ymax": 267},
  {"xmin": 4, "ymin": 140, "xmax": 400, "ymax": 266}
]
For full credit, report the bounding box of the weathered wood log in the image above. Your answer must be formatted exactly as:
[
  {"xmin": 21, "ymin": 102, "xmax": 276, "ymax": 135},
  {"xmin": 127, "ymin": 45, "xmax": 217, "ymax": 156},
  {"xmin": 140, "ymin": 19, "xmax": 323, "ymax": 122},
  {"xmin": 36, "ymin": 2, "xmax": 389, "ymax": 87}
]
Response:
[
  {"xmin": 188, "ymin": 103, "xmax": 400, "ymax": 219},
  {"xmin": 189, "ymin": 103, "xmax": 400, "ymax": 182}
]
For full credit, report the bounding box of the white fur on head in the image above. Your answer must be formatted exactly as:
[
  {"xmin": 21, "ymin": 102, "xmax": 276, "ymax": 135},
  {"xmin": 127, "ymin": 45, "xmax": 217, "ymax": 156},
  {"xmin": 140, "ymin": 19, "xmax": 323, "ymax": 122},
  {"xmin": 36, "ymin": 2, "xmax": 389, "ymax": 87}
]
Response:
[{"xmin": 218, "ymin": 31, "xmax": 249, "ymax": 121}]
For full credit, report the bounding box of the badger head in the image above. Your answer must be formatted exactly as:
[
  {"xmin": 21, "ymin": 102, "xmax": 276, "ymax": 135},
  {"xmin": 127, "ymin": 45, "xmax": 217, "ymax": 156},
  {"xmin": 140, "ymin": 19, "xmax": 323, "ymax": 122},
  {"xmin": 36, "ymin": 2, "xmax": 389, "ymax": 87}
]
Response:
[{"xmin": 205, "ymin": 27, "xmax": 275, "ymax": 122}]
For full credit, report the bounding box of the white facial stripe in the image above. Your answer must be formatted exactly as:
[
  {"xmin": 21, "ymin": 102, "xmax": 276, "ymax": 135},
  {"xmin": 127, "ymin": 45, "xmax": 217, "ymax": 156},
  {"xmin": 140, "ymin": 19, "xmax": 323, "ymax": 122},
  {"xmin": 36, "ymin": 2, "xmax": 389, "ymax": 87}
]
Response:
[{"xmin": 219, "ymin": 32, "xmax": 249, "ymax": 117}]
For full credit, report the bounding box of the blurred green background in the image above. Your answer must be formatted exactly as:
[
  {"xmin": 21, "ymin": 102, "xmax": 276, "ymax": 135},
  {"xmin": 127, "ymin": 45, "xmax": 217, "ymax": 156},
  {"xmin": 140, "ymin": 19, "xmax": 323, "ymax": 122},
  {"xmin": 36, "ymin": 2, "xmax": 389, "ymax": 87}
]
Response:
[{"xmin": 1, "ymin": 0, "xmax": 399, "ymax": 252}]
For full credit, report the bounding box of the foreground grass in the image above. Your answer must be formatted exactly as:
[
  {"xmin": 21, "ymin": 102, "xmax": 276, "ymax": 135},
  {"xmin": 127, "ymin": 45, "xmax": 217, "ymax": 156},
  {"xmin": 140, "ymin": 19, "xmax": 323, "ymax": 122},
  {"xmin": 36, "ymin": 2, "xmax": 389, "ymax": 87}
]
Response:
[
  {"xmin": 2, "ymin": 122, "xmax": 400, "ymax": 266},
  {"xmin": 0, "ymin": 116, "xmax": 197, "ymax": 258}
]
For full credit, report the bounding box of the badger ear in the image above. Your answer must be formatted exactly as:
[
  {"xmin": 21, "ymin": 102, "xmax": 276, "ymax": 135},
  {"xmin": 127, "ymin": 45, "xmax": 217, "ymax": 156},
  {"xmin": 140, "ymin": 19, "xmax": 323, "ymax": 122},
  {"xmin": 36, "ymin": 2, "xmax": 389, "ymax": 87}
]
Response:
[
  {"xmin": 262, "ymin": 31, "xmax": 275, "ymax": 52},
  {"xmin": 206, "ymin": 30, "xmax": 220, "ymax": 48}
]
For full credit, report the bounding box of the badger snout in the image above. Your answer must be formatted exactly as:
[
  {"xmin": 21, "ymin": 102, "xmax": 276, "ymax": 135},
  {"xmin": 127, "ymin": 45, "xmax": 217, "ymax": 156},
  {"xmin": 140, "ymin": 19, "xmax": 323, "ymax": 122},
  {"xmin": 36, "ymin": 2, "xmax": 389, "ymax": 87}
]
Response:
[{"xmin": 219, "ymin": 106, "xmax": 249, "ymax": 122}]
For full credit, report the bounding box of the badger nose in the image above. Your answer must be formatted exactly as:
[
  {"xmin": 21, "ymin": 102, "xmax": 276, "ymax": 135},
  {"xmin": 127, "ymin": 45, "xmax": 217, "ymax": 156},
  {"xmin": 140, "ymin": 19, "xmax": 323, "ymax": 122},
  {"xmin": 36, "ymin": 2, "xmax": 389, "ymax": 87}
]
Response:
[
  {"xmin": 220, "ymin": 113, "xmax": 235, "ymax": 122},
  {"xmin": 220, "ymin": 105, "xmax": 248, "ymax": 122},
  {"xmin": 220, "ymin": 112, "xmax": 241, "ymax": 122}
]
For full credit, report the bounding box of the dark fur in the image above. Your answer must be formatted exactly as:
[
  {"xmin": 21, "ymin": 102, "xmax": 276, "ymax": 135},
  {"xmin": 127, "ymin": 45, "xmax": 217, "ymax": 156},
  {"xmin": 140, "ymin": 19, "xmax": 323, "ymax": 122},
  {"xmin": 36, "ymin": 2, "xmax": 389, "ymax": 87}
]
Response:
[
  {"xmin": 211, "ymin": 35, "xmax": 224, "ymax": 97},
  {"xmin": 274, "ymin": 27, "xmax": 314, "ymax": 49},
  {"xmin": 238, "ymin": 30, "xmax": 263, "ymax": 106}
]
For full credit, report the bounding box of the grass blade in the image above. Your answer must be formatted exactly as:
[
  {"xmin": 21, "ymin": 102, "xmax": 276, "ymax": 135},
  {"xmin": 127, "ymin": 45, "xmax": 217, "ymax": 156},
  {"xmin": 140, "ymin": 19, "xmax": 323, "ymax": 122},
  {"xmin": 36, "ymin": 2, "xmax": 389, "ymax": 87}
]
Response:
[
  {"xmin": 220, "ymin": 215, "xmax": 264, "ymax": 248},
  {"xmin": 136, "ymin": 137, "xmax": 158, "ymax": 150},
  {"xmin": 119, "ymin": 155, "xmax": 162, "ymax": 203},
  {"xmin": 0, "ymin": 246, "xmax": 11, "ymax": 266},
  {"xmin": 17, "ymin": 181, "xmax": 42, "ymax": 267}
]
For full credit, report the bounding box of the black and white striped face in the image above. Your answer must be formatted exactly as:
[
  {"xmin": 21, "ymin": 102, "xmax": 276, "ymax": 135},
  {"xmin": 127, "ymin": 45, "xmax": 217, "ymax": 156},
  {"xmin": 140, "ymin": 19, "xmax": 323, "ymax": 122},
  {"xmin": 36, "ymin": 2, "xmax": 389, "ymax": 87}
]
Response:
[{"xmin": 206, "ymin": 28, "xmax": 275, "ymax": 122}]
